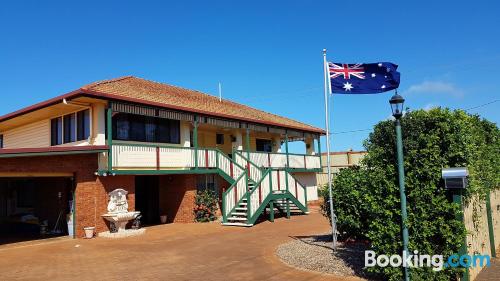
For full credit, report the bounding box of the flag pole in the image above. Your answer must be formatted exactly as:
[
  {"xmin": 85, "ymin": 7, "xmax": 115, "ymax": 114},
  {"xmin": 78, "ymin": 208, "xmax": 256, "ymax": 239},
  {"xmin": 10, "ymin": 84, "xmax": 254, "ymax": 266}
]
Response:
[{"xmin": 323, "ymin": 49, "xmax": 337, "ymax": 251}]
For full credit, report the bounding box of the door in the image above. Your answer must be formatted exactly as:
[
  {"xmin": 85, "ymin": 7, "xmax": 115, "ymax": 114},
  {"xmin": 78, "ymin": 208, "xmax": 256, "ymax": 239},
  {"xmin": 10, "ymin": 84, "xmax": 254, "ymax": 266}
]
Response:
[{"xmin": 135, "ymin": 176, "xmax": 160, "ymax": 225}]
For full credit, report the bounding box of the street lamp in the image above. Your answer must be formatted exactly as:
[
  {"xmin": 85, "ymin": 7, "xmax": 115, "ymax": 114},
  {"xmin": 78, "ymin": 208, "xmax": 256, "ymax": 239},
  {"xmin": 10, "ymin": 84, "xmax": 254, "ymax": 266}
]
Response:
[{"xmin": 389, "ymin": 92, "xmax": 410, "ymax": 281}]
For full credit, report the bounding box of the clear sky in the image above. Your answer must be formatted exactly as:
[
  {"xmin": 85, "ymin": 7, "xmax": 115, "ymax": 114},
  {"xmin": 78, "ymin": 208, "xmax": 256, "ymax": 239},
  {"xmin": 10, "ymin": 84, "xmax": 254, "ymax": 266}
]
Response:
[{"xmin": 0, "ymin": 1, "xmax": 498, "ymax": 153}]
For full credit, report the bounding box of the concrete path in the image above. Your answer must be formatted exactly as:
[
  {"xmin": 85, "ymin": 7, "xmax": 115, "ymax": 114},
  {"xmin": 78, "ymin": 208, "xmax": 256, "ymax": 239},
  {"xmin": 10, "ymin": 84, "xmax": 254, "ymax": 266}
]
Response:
[{"xmin": 0, "ymin": 208, "xmax": 360, "ymax": 281}]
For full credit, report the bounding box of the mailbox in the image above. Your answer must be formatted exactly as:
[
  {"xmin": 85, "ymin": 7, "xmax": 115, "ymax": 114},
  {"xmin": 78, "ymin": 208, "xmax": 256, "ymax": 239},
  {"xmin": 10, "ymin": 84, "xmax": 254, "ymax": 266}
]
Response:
[{"xmin": 442, "ymin": 167, "xmax": 469, "ymax": 189}]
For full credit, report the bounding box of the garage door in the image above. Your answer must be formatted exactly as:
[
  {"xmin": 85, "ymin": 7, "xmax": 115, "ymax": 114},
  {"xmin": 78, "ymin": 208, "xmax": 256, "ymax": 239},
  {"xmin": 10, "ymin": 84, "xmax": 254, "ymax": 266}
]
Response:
[{"xmin": 0, "ymin": 176, "xmax": 75, "ymax": 245}]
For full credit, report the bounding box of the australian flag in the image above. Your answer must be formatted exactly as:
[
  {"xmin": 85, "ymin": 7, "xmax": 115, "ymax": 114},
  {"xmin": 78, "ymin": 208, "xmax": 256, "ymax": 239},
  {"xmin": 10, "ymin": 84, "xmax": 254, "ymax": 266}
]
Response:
[{"xmin": 329, "ymin": 62, "xmax": 400, "ymax": 94}]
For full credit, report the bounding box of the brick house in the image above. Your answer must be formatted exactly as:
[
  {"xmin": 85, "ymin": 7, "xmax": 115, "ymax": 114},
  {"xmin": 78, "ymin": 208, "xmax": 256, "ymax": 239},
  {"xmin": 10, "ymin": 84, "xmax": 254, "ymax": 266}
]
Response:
[{"xmin": 0, "ymin": 76, "xmax": 324, "ymax": 240}]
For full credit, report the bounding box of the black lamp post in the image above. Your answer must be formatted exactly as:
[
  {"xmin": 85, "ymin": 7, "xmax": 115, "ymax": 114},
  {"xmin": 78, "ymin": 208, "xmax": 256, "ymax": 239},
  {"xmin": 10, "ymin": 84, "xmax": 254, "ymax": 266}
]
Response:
[{"xmin": 389, "ymin": 92, "xmax": 410, "ymax": 281}]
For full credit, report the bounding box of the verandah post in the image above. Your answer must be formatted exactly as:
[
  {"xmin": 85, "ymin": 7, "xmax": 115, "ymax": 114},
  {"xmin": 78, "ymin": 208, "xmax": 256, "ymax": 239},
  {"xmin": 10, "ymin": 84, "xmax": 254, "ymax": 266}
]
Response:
[
  {"xmin": 106, "ymin": 102, "xmax": 113, "ymax": 173},
  {"xmin": 317, "ymin": 135, "xmax": 322, "ymax": 169},
  {"xmin": 194, "ymin": 115, "xmax": 199, "ymax": 170},
  {"xmin": 285, "ymin": 130, "xmax": 290, "ymax": 168},
  {"xmin": 245, "ymin": 127, "xmax": 250, "ymax": 160},
  {"xmin": 284, "ymin": 131, "xmax": 290, "ymax": 219},
  {"xmin": 246, "ymin": 173, "xmax": 251, "ymax": 220},
  {"xmin": 269, "ymin": 201, "xmax": 274, "ymax": 222},
  {"xmin": 486, "ymin": 191, "xmax": 497, "ymax": 257},
  {"xmin": 222, "ymin": 189, "xmax": 227, "ymax": 223}
]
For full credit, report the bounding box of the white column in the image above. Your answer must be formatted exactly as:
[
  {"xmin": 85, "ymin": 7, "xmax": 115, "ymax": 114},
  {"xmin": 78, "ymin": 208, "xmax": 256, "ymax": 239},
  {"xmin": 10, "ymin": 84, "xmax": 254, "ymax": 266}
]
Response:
[
  {"xmin": 91, "ymin": 103, "xmax": 106, "ymax": 145},
  {"xmin": 305, "ymin": 137, "xmax": 316, "ymax": 155},
  {"xmin": 180, "ymin": 121, "xmax": 191, "ymax": 147},
  {"xmin": 272, "ymin": 136, "xmax": 282, "ymax": 153},
  {"xmin": 232, "ymin": 130, "xmax": 243, "ymax": 151}
]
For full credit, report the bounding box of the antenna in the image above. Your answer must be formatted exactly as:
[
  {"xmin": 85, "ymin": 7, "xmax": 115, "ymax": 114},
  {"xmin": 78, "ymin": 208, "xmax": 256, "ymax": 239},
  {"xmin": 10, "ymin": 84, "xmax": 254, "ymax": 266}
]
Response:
[{"xmin": 218, "ymin": 82, "xmax": 222, "ymax": 102}]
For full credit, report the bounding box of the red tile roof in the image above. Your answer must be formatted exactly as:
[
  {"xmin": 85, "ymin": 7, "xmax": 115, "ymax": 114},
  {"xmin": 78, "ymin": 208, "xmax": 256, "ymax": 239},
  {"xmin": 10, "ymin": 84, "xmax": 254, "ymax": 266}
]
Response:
[
  {"xmin": 81, "ymin": 76, "xmax": 324, "ymax": 133},
  {"xmin": 0, "ymin": 76, "xmax": 325, "ymax": 134}
]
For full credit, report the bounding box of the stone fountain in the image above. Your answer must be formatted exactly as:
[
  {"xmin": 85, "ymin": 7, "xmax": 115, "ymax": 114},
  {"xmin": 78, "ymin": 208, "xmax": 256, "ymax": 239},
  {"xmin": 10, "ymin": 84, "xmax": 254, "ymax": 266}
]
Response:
[{"xmin": 99, "ymin": 188, "xmax": 145, "ymax": 238}]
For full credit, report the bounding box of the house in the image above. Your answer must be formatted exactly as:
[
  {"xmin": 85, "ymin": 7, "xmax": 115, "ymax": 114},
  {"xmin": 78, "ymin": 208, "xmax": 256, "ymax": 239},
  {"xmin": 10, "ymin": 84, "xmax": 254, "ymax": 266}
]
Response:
[{"xmin": 0, "ymin": 76, "xmax": 324, "ymax": 240}]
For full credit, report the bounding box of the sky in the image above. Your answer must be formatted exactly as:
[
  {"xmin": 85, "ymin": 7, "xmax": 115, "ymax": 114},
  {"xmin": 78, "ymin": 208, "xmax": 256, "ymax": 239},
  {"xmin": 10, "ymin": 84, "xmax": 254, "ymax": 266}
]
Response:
[{"xmin": 0, "ymin": 1, "xmax": 499, "ymax": 153}]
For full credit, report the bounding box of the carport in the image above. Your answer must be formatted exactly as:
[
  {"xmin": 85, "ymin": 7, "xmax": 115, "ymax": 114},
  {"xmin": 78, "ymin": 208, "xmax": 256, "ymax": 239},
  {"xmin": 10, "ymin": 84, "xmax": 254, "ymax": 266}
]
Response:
[{"xmin": 0, "ymin": 173, "xmax": 75, "ymax": 245}]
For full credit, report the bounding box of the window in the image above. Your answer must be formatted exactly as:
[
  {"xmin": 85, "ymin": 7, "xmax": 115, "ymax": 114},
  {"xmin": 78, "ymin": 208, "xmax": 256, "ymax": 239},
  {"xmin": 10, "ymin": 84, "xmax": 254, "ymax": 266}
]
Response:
[
  {"xmin": 256, "ymin": 139, "xmax": 272, "ymax": 152},
  {"xmin": 216, "ymin": 133, "xmax": 224, "ymax": 145},
  {"xmin": 0, "ymin": 134, "xmax": 3, "ymax": 148},
  {"xmin": 51, "ymin": 109, "xmax": 90, "ymax": 146},
  {"xmin": 51, "ymin": 117, "xmax": 63, "ymax": 146},
  {"xmin": 112, "ymin": 113, "xmax": 180, "ymax": 144},
  {"xmin": 63, "ymin": 114, "xmax": 76, "ymax": 143},
  {"xmin": 76, "ymin": 109, "xmax": 90, "ymax": 141},
  {"xmin": 197, "ymin": 174, "xmax": 218, "ymax": 196}
]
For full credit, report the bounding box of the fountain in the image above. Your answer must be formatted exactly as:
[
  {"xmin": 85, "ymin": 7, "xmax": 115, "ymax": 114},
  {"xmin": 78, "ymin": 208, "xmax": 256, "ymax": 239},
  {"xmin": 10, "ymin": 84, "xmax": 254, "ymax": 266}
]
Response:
[{"xmin": 99, "ymin": 188, "xmax": 145, "ymax": 238}]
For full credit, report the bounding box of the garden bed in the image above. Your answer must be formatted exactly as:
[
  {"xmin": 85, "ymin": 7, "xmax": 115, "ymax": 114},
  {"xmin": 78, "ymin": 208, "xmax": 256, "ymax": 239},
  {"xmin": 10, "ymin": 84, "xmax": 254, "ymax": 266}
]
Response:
[{"xmin": 276, "ymin": 234, "xmax": 373, "ymax": 280}]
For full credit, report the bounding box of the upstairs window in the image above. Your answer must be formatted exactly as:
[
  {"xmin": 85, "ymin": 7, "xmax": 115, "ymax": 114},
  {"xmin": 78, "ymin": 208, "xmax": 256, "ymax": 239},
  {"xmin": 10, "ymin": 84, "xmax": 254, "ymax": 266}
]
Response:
[
  {"xmin": 51, "ymin": 109, "xmax": 90, "ymax": 146},
  {"xmin": 0, "ymin": 134, "xmax": 3, "ymax": 148},
  {"xmin": 51, "ymin": 117, "xmax": 63, "ymax": 146},
  {"xmin": 76, "ymin": 109, "xmax": 90, "ymax": 141},
  {"xmin": 63, "ymin": 114, "xmax": 76, "ymax": 143},
  {"xmin": 256, "ymin": 139, "xmax": 272, "ymax": 153},
  {"xmin": 112, "ymin": 113, "xmax": 180, "ymax": 144},
  {"xmin": 216, "ymin": 133, "xmax": 224, "ymax": 145}
]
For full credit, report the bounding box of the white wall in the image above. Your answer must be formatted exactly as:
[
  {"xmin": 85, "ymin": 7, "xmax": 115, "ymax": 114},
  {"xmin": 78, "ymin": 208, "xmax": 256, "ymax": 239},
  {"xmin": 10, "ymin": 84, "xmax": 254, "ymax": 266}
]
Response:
[{"xmin": 292, "ymin": 172, "xmax": 319, "ymax": 201}]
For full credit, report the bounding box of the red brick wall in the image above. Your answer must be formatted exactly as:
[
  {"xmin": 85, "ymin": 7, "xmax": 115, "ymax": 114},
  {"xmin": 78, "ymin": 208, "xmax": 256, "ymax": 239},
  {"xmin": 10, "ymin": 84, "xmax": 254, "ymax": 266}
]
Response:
[
  {"xmin": 0, "ymin": 154, "xmax": 135, "ymax": 237},
  {"xmin": 158, "ymin": 174, "xmax": 197, "ymax": 223},
  {"xmin": 76, "ymin": 175, "xmax": 135, "ymax": 237}
]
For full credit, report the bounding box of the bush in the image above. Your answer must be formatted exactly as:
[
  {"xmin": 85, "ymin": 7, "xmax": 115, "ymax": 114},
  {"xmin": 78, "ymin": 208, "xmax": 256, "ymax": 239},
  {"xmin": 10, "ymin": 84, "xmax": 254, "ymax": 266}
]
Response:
[
  {"xmin": 194, "ymin": 189, "xmax": 219, "ymax": 222},
  {"xmin": 321, "ymin": 108, "xmax": 500, "ymax": 280}
]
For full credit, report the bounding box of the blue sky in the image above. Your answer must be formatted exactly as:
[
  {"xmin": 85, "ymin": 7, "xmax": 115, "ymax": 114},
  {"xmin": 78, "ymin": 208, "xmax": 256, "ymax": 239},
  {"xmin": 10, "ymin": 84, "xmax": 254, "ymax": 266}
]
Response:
[{"xmin": 0, "ymin": 1, "xmax": 498, "ymax": 153}]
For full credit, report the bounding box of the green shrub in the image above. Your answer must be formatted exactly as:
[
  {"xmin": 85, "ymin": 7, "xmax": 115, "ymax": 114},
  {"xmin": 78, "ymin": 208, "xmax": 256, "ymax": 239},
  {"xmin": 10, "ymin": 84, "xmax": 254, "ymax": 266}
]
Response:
[
  {"xmin": 321, "ymin": 108, "xmax": 500, "ymax": 280},
  {"xmin": 194, "ymin": 189, "xmax": 219, "ymax": 222}
]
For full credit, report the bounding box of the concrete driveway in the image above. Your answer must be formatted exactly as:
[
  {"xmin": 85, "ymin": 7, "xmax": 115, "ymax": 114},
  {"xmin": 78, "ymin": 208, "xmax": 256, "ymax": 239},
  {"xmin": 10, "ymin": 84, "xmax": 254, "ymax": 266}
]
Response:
[{"xmin": 0, "ymin": 208, "xmax": 358, "ymax": 281}]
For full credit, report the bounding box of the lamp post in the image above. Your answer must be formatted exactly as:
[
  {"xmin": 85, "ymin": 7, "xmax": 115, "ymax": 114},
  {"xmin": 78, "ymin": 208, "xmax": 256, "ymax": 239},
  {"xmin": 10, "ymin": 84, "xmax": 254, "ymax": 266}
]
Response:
[{"xmin": 389, "ymin": 92, "xmax": 410, "ymax": 281}]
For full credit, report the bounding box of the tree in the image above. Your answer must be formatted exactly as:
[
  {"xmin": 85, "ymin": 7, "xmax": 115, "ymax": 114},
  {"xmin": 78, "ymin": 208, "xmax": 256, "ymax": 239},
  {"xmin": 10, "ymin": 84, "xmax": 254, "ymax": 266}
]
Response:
[{"xmin": 321, "ymin": 108, "xmax": 500, "ymax": 280}]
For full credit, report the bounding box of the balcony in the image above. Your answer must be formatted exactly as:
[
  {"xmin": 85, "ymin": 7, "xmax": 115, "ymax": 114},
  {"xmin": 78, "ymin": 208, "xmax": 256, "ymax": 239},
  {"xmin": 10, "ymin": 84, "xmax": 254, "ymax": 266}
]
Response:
[
  {"xmin": 99, "ymin": 143, "xmax": 320, "ymax": 173},
  {"xmin": 246, "ymin": 151, "xmax": 320, "ymax": 170}
]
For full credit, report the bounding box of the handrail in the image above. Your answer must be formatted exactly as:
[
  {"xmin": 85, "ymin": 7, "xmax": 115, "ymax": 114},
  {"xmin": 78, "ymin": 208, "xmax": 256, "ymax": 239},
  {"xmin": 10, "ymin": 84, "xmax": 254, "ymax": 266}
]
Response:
[
  {"xmin": 234, "ymin": 150, "xmax": 263, "ymax": 183},
  {"xmin": 246, "ymin": 150, "xmax": 321, "ymax": 157},
  {"xmin": 214, "ymin": 148, "xmax": 246, "ymax": 171},
  {"xmin": 222, "ymin": 172, "xmax": 247, "ymax": 222},
  {"xmin": 234, "ymin": 150, "xmax": 262, "ymax": 170},
  {"xmin": 247, "ymin": 168, "xmax": 272, "ymax": 219}
]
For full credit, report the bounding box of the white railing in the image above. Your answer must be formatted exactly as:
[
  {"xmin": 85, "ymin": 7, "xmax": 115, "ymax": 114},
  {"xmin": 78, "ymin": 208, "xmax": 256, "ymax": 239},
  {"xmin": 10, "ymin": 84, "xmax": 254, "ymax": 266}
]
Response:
[
  {"xmin": 112, "ymin": 144, "xmax": 200, "ymax": 169},
  {"xmin": 197, "ymin": 149, "xmax": 217, "ymax": 168},
  {"xmin": 249, "ymin": 171, "xmax": 272, "ymax": 218},
  {"xmin": 247, "ymin": 151, "xmax": 320, "ymax": 169},
  {"xmin": 235, "ymin": 152, "xmax": 263, "ymax": 183},
  {"xmin": 305, "ymin": 155, "xmax": 321, "ymax": 169},
  {"xmin": 223, "ymin": 173, "xmax": 247, "ymax": 218},
  {"xmin": 270, "ymin": 170, "xmax": 286, "ymax": 192},
  {"xmin": 112, "ymin": 145, "xmax": 159, "ymax": 169}
]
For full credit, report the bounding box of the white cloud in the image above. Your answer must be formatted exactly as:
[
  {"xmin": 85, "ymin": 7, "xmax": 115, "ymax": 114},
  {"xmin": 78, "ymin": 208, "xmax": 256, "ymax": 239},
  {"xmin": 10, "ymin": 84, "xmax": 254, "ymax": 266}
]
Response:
[
  {"xmin": 423, "ymin": 103, "xmax": 438, "ymax": 111},
  {"xmin": 403, "ymin": 81, "xmax": 464, "ymax": 97}
]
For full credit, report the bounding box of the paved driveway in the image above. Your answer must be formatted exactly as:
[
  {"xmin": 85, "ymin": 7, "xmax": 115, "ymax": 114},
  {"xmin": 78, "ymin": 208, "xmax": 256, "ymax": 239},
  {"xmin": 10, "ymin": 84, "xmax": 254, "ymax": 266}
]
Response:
[{"xmin": 0, "ymin": 208, "xmax": 360, "ymax": 281}]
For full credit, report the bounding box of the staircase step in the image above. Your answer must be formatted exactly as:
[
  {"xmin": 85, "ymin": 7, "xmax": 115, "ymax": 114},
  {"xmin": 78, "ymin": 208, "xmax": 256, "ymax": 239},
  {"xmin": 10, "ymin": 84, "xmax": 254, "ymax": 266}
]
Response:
[
  {"xmin": 221, "ymin": 222, "xmax": 253, "ymax": 227},
  {"xmin": 231, "ymin": 212, "xmax": 247, "ymax": 216},
  {"xmin": 235, "ymin": 207, "xmax": 247, "ymax": 211},
  {"xmin": 228, "ymin": 217, "xmax": 247, "ymax": 221},
  {"xmin": 239, "ymin": 202, "xmax": 247, "ymax": 205}
]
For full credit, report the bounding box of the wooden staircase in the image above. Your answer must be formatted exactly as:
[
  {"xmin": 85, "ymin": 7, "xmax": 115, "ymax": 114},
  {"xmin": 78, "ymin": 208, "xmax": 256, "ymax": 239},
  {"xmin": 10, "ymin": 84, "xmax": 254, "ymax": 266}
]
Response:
[{"xmin": 221, "ymin": 151, "xmax": 309, "ymax": 227}]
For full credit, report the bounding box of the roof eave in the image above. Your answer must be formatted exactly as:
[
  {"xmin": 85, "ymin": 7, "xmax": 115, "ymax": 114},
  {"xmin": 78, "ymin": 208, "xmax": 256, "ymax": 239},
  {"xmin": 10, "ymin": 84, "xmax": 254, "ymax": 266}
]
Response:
[
  {"xmin": 0, "ymin": 90, "xmax": 84, "ymax": 123},
  {"xmin": 0, "ymin": 87, "xmax": 326, "ymax": 135}
]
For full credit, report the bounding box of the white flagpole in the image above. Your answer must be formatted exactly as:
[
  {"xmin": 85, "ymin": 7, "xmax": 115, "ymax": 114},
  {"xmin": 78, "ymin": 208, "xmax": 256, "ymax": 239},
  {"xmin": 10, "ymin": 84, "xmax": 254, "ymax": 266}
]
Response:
[{"xmin": 323, "ymin": 49, "xmax": 337, "ymax": 251}]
